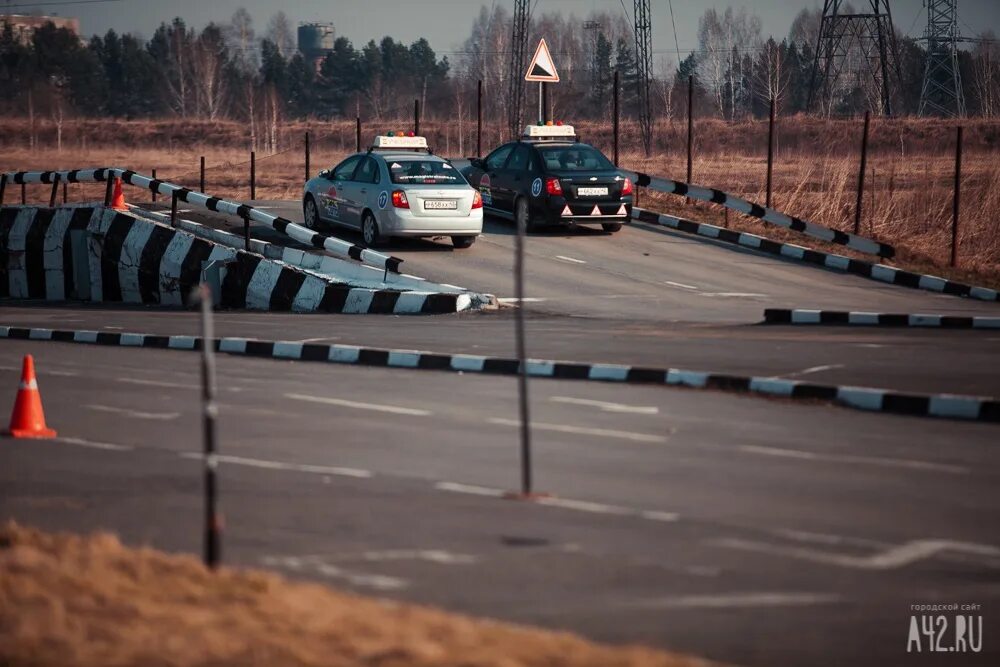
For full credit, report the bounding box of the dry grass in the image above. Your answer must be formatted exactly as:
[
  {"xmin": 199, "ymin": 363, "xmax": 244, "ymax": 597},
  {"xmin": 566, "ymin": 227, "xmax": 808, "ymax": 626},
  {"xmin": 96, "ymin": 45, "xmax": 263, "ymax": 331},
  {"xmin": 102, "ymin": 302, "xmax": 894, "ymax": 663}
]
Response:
[
  {"xmin": 2, "ymin": 116, "xmax": 997, "ymax": 284},
  {"xmin": 0, "ymin": 522, "xmax": 717, "ymax": 667}
]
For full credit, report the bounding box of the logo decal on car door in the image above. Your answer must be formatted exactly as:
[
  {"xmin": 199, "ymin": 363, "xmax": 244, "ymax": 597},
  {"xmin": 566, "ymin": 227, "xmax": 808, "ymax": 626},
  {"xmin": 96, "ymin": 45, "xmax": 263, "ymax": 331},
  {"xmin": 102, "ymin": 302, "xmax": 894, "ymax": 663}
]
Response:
[{"xmin": 378, "ymin": 191, "xmax": 388, "ymax": 209}]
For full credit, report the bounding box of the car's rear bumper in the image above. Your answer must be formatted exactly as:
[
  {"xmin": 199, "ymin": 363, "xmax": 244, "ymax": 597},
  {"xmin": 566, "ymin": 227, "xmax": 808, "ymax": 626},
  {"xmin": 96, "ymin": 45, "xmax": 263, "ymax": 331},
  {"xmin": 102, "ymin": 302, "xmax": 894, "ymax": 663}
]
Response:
[
  {"xmin": 379, "ymin": 208, "xmax": 484, "ymax": 236},
  {"xmin": 540, "ymin": 199, "xmax": 632, "ymax": 225}
]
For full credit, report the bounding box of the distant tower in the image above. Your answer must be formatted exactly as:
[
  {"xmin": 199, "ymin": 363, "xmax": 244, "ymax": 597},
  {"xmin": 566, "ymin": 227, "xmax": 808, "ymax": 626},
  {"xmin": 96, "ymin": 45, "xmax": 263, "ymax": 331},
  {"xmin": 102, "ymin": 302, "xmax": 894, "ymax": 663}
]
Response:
[
  {"xmin": 507, "ymin": 0, "xmax": 530, "ymax": 139},
  {"xmin": 297, "ymin": 23, "xmax": 336, "ymax": 71},
  {"xmin": 808, "ymin": 0, "xmax": 902, "ymax": 116},
  {"xmin": 583, "ymin": 20, "xmax": 601, "ymax": 90},
  {"xmin": 919, "ymin": 0, "xmax": 966, "ymax": 117},
  {"xmin": 632, "ymin": 0, "xmax": 653, "ymax": 155}
]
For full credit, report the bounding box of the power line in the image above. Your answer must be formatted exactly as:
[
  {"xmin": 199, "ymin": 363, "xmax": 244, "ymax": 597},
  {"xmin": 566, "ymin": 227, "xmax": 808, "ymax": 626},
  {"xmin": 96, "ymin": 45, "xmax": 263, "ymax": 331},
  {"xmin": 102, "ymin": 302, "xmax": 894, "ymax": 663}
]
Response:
[{"xmin": 1, "ymin": 0, "xmax": 122, "ymax": 8}]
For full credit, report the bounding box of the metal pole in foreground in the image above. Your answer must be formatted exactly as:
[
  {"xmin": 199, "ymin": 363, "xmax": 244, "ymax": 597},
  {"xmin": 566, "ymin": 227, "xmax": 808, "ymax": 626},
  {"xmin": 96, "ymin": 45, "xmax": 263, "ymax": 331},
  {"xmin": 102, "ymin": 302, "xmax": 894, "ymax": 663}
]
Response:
[
  {"xmin": 48, "ymin": 174, "xmax": 59, "ymax": 207},
  {"xmin": 151, "ymin": 168, "xmax": 157, "ymax": 203},
  {"xmin": 766, "ymin": 97, "xmax": 776, "ymax": 208},
  {"xmin": 952, "ymin": 126, "xmax": 963, "ymax": 268},
  {"xmin": 62, "ymin": 180, "xmax": 67, "ymax": 204},
  {"xmin": 356, "ymin": 117, "xmax": 362, "ymax": 152},
  {"xmin": 613, "ymin": 70, "xmax": 620, "ymax": 167},
  {"xmin": 414, "ymin": 99, "xmax": 420, "ymax": 135},
  {"xmin": 200, "ymin": 156, "xmax": 205, "ymax": 192},
  {"xmin": 198, "ymin": 283, "xmax": 221, "ymax": 569},
  {"xmin": 514, "ymin": 203, "xmax": 532, "ymax": 496},
  {"xmin": 477, "ymin": 79, "xmax": 483, "ymax": 158},
  {"xmin": 854, "ymin": 111, "xmax": 870, "ymax": 235},
  {"xmin": 687, "ymin": 76, "xmax": 694, "ymax": 203}
]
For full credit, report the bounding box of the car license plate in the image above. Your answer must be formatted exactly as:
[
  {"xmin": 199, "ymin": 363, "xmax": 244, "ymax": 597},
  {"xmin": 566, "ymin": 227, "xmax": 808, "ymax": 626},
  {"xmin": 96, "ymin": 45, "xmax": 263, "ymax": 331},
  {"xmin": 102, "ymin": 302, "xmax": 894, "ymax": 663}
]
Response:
[
  {"xmin": 424, "ymin": 199, "xmax": 457, "ymax": 210},
  {"xmin": 577, "ymin": 187, "xmax": 608, "ymax": 196}
]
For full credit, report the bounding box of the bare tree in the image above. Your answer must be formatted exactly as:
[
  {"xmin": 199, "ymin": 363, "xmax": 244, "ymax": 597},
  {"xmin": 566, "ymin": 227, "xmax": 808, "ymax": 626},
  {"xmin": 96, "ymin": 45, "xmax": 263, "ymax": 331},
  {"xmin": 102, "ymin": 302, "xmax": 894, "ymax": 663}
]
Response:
[
  {"xmin": 752, "ymin": 38, "xmax": 790, "ymax": 112},
  {"xmin": 972, "ymin": 33, "xmax": 1000, "ymax": 118},
  {"xmin": 191, "ymin": 25, "xmax": 229, "ymax": 120},
  {"xmin": 266, "ymin": 11, "xmax": 295, "ymax": 58}
]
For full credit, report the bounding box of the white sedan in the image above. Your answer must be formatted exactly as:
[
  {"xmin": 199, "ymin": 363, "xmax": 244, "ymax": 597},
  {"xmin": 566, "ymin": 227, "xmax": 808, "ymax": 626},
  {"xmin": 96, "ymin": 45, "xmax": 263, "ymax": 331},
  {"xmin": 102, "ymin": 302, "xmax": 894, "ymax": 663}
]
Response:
[{"xmin": 303, "ymin": 134, "xmax": 484, "ymax": 249}]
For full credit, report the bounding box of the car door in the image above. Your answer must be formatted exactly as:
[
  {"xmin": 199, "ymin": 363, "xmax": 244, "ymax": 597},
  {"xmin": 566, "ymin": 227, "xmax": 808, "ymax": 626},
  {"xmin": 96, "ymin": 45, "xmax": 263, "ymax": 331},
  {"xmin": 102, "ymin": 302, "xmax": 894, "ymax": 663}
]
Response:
[
  {"xmin": 341, "ymin": 156, "xmax": 380, "ymax": 228},
  {"xmin": 498, "ymin": 144, "xmax": 532, "ymax": 213},
  {"xmin": 478, "ymin": 144, "xmax": 515, "ymax": 214},
  {"xmin": 322, "ymin": 155, "xmax": 362, "ymax": 226}
]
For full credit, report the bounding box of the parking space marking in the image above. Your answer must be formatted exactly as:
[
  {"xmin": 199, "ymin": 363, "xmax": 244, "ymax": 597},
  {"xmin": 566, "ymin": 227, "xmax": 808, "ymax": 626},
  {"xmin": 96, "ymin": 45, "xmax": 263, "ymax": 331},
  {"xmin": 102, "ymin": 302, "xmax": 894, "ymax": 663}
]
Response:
[
  {"xmin": 664, "ymin": 280, "xmax": 699, "ymax": 290},
  {"xmin": 179, "ymin": 453, "xmax": 372, "ymax": 478},
  {"xmin": 488, "ymin": 418, "xmax": 667, "ymax": 443},
  {"xmin": 435, "ymin": 481, "xmax": 505, "ymax": 497},
  {"xmin": 699, "ymin": 292, "xmax": 768, "ymax": 298},
  {"xmin": 497, "ymin": 297, "xmax": 547, "ymax": 303},
  {"xmin": 555, "ymin": 255, "xmax": 587, "ymax": 264},
  {"xmin": 550, "ymin": 396, "xmax": 659, "ymax": 414},
  {"xmin": 738, "ymin": 444, "xmax": 968, "ymax": 475},
  {"xmin": 285, "ymin": 393, "xmax": 431, "ymax": 416},
  {"xmin": 54, "ymin": 436, "xmax": 133, "ymax": 451},
  {"xmin": 85, "ymin": 404, "xmax": 181, "ymax": 420}
]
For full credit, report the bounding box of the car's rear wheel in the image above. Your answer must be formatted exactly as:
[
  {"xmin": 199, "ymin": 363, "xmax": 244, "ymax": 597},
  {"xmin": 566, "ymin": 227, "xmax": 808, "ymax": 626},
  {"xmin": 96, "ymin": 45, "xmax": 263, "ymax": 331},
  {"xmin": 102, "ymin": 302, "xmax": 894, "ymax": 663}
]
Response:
[
  {"xmin": 362, "ymin": 212, "xmax": 384, "ymax": 248},
  {"xmin": 602, "ymin": 222, "xmax": 623, "ymax": 233},
  {"xmin": 452, "ymin": 235, "xmax": 476, "ymax": 249},
  {"xmin": 514, "ymin": 197, "xmax": 536, "ymax": 233},
  {"xmin": 303, "ymin": 196, "xmax": 320, "ymax": 230}
]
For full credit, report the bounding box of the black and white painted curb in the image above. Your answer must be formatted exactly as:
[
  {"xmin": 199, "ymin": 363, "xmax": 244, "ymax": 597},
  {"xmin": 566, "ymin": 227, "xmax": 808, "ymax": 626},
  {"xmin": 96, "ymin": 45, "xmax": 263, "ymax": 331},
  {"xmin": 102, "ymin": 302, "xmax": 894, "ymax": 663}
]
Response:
[
  {"xmin": 764, "ymin": 309, "xmax": 1000, "ymax": 328},
  {"xmin": 624, "ymin": 171, "xmax": 894, "ymax": 258},
  {"xmin": 1, "ymin": 206, "xmax": 475, "ymax": 314},
  {"xmin": 3, "ymin": 325, "xmax": 997, "ymax": 423},
  {"xmin": 3, "ymin": 168, "xmax": 404, "ymax": 275},
  {"xmin": 632, "ymin": 207, "xmax": 1000, "ymax": 303}
]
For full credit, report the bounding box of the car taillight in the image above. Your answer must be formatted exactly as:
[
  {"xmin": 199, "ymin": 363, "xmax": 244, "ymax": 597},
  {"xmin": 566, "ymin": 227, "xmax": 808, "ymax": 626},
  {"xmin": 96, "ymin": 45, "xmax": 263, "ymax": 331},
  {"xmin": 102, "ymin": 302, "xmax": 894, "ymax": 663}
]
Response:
[
  {"xmin": 621, "ymin": 177, "xmax": 634, "ymax": 196},
  {"xmin": 545, "ymin": 176, "xmax": 563, "ymax": 196},
  {"xmin": 391, "ymin": 190, "xmax": 409, "ymax": 209},
  {"xmin": 472, "ymin": 191, "xmax": 483, "ymax": 209}
]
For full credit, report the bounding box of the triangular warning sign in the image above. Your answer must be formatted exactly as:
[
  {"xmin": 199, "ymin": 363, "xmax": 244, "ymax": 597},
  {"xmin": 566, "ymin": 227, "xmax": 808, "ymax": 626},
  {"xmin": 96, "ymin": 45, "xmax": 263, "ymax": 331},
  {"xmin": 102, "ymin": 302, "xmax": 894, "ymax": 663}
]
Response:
[
  {"xmin": 525, "ymin": 38, "xmax": 560, "ymax": 82},
  {"xmin": 561, "ymin": 205, "xmax": 572, "ymax": 217},
  {"xmin": 590, "ymin": 205, "xmax": 601, "ymax": 216},
  {"xmin": 617, "ymin": 204, "xmax": 628, "ymax": 216}
]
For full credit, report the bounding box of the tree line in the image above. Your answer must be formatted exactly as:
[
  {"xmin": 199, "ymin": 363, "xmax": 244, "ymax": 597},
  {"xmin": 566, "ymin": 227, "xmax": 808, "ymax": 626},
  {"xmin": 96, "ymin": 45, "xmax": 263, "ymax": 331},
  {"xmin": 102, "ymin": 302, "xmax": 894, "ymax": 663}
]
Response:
[{"xmin": 2, "ymin": 4, "xmax": 999, "ymax": 147}]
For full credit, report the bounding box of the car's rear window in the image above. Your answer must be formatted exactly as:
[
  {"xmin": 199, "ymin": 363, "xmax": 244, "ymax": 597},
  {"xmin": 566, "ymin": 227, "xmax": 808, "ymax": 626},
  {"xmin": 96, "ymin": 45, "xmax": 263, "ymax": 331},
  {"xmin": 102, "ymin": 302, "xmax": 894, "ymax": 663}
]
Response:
[
  {"xmin": 388, "ymin": 160, "xmax": 465, "ymax": 185},
  {"xmin": 538, "ymin": 145, "xmax": 614, "ymax": 171}
]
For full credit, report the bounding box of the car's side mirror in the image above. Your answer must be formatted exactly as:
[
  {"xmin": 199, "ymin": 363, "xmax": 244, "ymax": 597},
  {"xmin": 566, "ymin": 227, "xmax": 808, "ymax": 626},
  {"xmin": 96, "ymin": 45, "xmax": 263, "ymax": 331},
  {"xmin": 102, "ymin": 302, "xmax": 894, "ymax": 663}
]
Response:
[
  {"xmin": 317, "ymin": 169, "xmax": 330, "ymax": 179},
  {"xmin": 469, "ymin": 158, "xmax": 483, "ymax": 170}
]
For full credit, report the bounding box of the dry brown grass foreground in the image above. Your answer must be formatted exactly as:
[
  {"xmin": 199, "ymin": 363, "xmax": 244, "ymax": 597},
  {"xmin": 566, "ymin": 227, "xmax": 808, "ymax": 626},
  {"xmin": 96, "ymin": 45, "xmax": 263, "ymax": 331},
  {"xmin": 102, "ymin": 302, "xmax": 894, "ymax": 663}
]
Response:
[{"xmin": 0, "ymin": 522, "xmax": 718, "ymax": 667}]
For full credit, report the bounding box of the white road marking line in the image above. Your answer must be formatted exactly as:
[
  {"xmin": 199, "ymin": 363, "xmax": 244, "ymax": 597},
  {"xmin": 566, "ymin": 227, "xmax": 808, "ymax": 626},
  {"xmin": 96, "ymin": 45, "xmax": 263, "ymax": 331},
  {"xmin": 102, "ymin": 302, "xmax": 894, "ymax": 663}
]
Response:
[
  {"xmin": 488, "ymin": 418, "xmax": 667, "ymax": 443},
  {"xmin": 550, "ymin": 396, "xmax": 659, "ymax": 414},
  {"xmin": 116, "ymin": 377, "xmax": 193, "ymax": 389},
  {"xmin": 664, "ymin": 280, "xmax": 699, "ymax": 290},
  {"xmin": 739, "ymin": 444, "xmax": 968, "ymax": 475},
  {"xmin": 347, "ymin": 550, "xmax": 478, "ymax": 565},
  {"xmin": 555, "ymin": 255, "xmax": 587, "ymax": 264},
  {"xmin": 103, "ymin": 326, "xmax": 125, "ymax": 330},
  {"xmin": 435, "ymin": 481, "xmax": 504, "ymax": 497},
  {"xmin": 699, "ymin": 292, "xmax": 769, "ymax": 298},
  {"xmin": 776, "ymin": 364, "xmax": 844, "ymax": 379},
  {"xmin": 85, "ymin": 404, "xmax": 180, "ymax": 420},
  {"xmin": 46, "ymin": 370, "xmax": 79, "ymax": 377},
  {"xmin": 261, "ymin": 555, "xmax": 407, "ymax": 590},
  {"xmin": 180, "ymin": 453, "xmax": 372, "ymax": 478},
  {"xmin": 622, "ymin": 592, "xmax": 842, "ymax": 609},
  {"xmin": 55, "ymin": 436, "xmax": 133, "ymax": 451},
  {"xmin": 293, "ymin": 337, "xmax": 341, "ymax": 343},
  {"xmin": 536, "ymin": 497, "xmax": 632, "ymax": 515},
  {"xmin": 284, "ymin": 393, "xmax": 431, "ymax": 416},
  {"xmin": 640, "ymin": 510, "xmax": 681, "ymax": 522},
  {"xmin": 714, "ymin": 537, "xmax": 1000, "ymax": 570},
  {"xmin": 497, "ymin": 297, "xmax": 547, "ymax": 303}
]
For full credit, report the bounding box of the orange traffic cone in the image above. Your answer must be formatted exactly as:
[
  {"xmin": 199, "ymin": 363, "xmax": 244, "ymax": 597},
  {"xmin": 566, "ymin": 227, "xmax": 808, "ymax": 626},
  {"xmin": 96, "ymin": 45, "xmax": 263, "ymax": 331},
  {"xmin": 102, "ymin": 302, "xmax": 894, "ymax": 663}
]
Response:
[
  {"xmin": 4, "ymin": 355, "xmax": 57, "ymax": 439},
  {"xmin": 111, "ymin": 177, "xmax": 128, "ymax": 211}
]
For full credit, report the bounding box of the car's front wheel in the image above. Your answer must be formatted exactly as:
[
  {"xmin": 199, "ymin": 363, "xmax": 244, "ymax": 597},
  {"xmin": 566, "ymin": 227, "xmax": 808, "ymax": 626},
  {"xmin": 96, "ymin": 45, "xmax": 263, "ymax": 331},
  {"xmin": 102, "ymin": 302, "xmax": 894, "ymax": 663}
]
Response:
[
  {"xmin": 303, "ymin": 196, "xmax": 320, "ymax": 230},
  {"xmin": 452, "ymin": 235, "xmax": 476, "ymax": 249},
  {"xmin": 602, "ymin": 222, "xmax": 623, "ymax": 233},
  {"xmin": 362, "ymin": 212, "xmax": 384, "ymax": 248}
]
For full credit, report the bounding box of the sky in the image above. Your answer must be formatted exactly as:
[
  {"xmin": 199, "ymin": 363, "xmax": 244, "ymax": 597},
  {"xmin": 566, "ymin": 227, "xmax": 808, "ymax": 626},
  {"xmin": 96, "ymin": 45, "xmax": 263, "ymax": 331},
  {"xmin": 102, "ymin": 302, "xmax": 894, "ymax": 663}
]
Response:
[{"xmin": 6, "ymin": 0, "xmax": 1000, "ymax": 59}]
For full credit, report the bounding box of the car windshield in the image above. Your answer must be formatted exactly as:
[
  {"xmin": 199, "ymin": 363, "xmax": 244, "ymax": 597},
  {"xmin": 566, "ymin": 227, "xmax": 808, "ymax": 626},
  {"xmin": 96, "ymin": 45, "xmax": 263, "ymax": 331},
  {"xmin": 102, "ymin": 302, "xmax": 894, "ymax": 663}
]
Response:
[
  {"xmin": 388, "ymin": 160, "xmax": 465, "ymax": 185},
  {"xmin": 538, "ymin": 145, "xmax": 614, "ymax": 172}
]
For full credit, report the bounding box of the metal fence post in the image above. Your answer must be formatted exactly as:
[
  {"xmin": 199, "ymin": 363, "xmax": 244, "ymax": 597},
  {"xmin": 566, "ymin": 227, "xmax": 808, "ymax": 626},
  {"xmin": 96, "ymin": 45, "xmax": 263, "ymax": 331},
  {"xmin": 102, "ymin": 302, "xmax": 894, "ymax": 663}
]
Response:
[
  {"xmin": 477, "ymin": 79, "xmax": 483, "ymax": 157},
  {"xmin": 242, "ymin": 214, "xmax": 250, "ymax": 252},
  {"xmin": 0, "ymin": 173, "xmax": 7, "ymax": 206},
  {"xmin": 414, "ymin": 99, "xmax": 421, "ymax": 135},
  {"xmin": 151, "ymin": 168, "xmax": 157, "ymax": 203},
  {"xmin": 687, "ymin": 76, "xmax": 694, "ymax": 202},
  {"xmin": 198, "ymin": 283, "xmax": 221, "ymax": 570},
  {"xmin": 613, "ymin": 70, "xmax": 620, "ymax": 167},
  {"xmin": 103, "ymin": 172, "xmax": 113, "ymax": 206},
  {"xmin": 200, "ymin": 156, "xmax": 206, "ymax": 192},
  {"xmin": 62, "ymin": 179, "xmax": 67, "ymax": 204},
  {"xmin": 21, "ymin": 182, "xmax": 26, "ymax": 205},
  {"xmin": 48, "ymin": 174, "xmax": 59, "ymax": 207},
  {"xmin": 305, "ymin": 132, "xmax": 311, "ymax": 181},
  {"xmin": 356, "ymin": 116, "xmax": 361, "ymax": 152},
  {"xmin": 250, "ymin": 151, "xmax": 256, "ymax": 200},
  {"xmin": 855, "ymin": 111, "xmax": 870, "ymax": 235},
  {"xmin": 170, "ymin": 189, "xmax": 179, "ymax": 228},
  {"xmin": 766, "ymin": 97, "xmax": 776, "ymax": 208},
  {"xmin": 952, "ymin": 126, "xmax": 963, "ymax": 268}
]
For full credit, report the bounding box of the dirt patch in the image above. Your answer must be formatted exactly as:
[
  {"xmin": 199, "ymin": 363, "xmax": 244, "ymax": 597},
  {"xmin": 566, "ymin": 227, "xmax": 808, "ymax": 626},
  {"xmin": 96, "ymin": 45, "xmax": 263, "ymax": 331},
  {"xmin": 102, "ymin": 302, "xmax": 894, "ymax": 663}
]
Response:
[{"xmin": 0, "ymin": 522, "xmax": 718, "ymax": 667}]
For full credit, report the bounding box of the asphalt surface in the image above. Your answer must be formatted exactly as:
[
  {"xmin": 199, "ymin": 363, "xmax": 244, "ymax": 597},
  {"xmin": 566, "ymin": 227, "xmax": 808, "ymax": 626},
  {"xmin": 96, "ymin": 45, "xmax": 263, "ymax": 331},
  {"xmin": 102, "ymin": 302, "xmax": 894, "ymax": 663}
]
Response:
[
  {"xmin": 1, "ymin": 341, "xmax": 998, "ymax": 667},
  {"xmin": 2, "ymin": 196, "xmax": 999, "ymax": 666}
]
